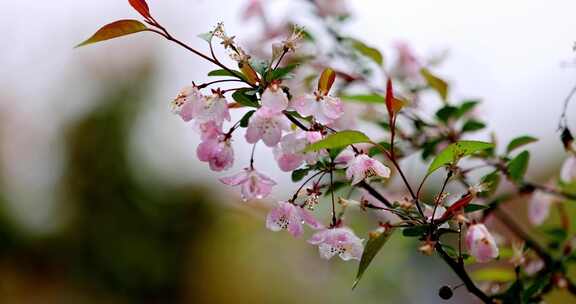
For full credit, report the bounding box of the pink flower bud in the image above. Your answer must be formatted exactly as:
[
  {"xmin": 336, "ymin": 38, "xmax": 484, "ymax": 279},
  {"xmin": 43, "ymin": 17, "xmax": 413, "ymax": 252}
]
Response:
[
  {"xmin": 528, "ymin": 190, "xmax": 555, "ymax": 226},
  {"xmin": 560, "ymin": 156, "xmax": 576, "ymax": 183},
  {"xmin": 196, "ymin": 137, "xmax": 234, "ymax": 172},
  {"xmin": 465, "ymin": 223, "xmax": 499, "ymax": 263}
]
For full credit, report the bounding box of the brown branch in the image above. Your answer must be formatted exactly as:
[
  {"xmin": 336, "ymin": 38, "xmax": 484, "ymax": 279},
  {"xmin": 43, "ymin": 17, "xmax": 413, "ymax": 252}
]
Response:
[{"xmin": 435, "ymin": 244, "xmax": 494, "ymax": 303}]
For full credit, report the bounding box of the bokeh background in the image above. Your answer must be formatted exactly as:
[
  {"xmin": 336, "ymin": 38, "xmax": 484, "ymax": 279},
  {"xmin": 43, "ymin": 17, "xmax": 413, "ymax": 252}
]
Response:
[{"xmin": 1, "ymin": 0, "xmax": 575, "ymax": 303}]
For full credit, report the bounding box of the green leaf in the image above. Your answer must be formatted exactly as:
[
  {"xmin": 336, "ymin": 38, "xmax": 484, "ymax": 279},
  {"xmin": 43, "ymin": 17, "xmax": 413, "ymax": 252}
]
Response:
[
  {"xmin": 480, "ymin": 171, "xmax": 501, "ymax": 197},
  {"xmin": 352, "ymin": 228, "xmax": 394, "ymax": 289},
  {"xmin": 506, "ymin": 136, "xmax": 538, "ymax": 154},
  {"xmin": 291, "ymin": 168, "xmax": 310, "ymax": 182},
  {"xmin": 348, "ymin": 38, "xmax": 384, "ymax": 66},
  {"xmin": 303, "ymin": 130, "xmax": 371, "ymax": 152},
  {"xmin": 471, "ymin": 267, "xmax": 516, "ymax": 282},
  {"xmin": 76, "ymin": 20, "xmax": 148, "ymax": 48},
  {"xmin": 421, "ymin": 68, "xmax": 449, "ymax": 102},
  {"xmin": 197, "ymin": 31, "xmax": 213, "ymax": 42},
  {"xmin": 239, "ymin": 110, "xmax": 256, "ymax": 128},
  {"xmin": 523, "ymin": 273, "xmax": 550, "ymax": 300},
  {"xmin": 341, "ymin": 94, "xmax": 384, "ymax": 104},
  {"xmin": 461, "ymin": 119, "xmax": 486, "ymax": 133},
  {"xmin": 268, "ymin": 64, "xmax": 299, "ymax": 82},
  {"xmin": 232, "ymin": 89, "xmax": 260, "ymax": 108},
  {"xmin": 543, "ymin": 227, "xmax": 568, "ymax": 242},
  {"xmin": 507, "ymin": 151, "xmax": 530, "ymax": 183},
  {"xmin": 464, "ymin": 204, "xmax": 489, "ymax": 213},
  {"xmin": 402, "ymin": 226, "xmax": 428, "ymax": 237},
  {"xmin": 471, "ymin": 268, "xmax": 516, "ymax": 282},
  {"xmin": 207, "ymin": 69, "xmax": 247, "ymax": 81},
  {"xmin": 427, "ymin": 140, "xmax": 494, "ymax": 174},
  {"xmin": 323, "ymin": 180, "xmax": 348, "ymax": 197},
  {"xmin": 435, "ymin": 105, "xmax": 458, "ymax": 122},
  {"xmin": 249, "ymin": 59, "xmax": 269, "ymax": 76},
  {"xmin": 455, "ymin": 100, "xmax": 480, "ymax": 118}
]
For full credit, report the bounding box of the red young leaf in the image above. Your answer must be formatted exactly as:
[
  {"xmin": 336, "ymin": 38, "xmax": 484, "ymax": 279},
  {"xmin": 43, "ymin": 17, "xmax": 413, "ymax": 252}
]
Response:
[
  {"xmin": 75, "ymin": 20, "xmax": 148, "ymax": 48},
  {"xmin": 385, "ymin": 78, "xmax": 394, "ymax": 117},
  {"xmin": 129, "ymin": 0, "xmax": 152, "ymax": 20},
  {"xmin": 438, "ymin": 193, "xmax": 474, "ymax": 222},
  {"xmin": 318, "ymin": 68, "xmax": 336, "ymax": 95},
  {"xmin": 239, "ymin": 62, "xmax": 260, "ymax": 85}
]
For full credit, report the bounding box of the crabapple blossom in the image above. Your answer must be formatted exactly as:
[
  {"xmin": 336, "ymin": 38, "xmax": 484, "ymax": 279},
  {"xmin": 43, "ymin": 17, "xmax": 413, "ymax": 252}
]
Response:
[
  {"xmin": 220, "ymin": 167, "xmax": 276, "ymax": 201},
  {"xmin": 334, "ymin": 145, "xmax": 371, "ymax": 167},
  {"xmin": 314, "ymin": 0, "xmax": 349, "ymax": 17},
  {"xmin": 196, "ymin": 136, "xmax": 234, "ymax": 172},
  {"xmin": 308, "ymin": 227, "xmax": 364, "ymax": 261},
  {"xmin": 260, "ymin": 84, "xmax": 289, "ymax": 112},
  {"xmin": 560, "ymin": 155, "xmax": 576, "ymax": 183},
  {"xmin": 391, "ymin": 42, "xmax": 421, "ymax": 81},
  {"xmin": 273, "ymin": 130, "xmax": 323, "ymax": 171},
  {"xmin": 528, "ymin": 190, "xmax": 555, "ymax": 226},
  {"xmin": 266, "ymin": 201, "xmax": 323, "ymax": 237},
  {"xmin": 197, "ymin": 121, "xmax": 222, "ymax": 141},
  {"xmin": 466, "ymin": 223, "xmax": 499, "ymax": 263},
  {"xmin": 293, "ymin": 93, "xmax": 344, "ymax": 125},
  {"xmin": 193, "ymin": 93, "xmax": 231, "ymax": 125},
  {"xmin": 245, "ymin": 107, "xmax": 291, "ymax": 147},
  {"xmin": 345, "ymin": 154, "xmax": 391, "ymax": 185},
  {"xmin": 171, "ymin": 85, "xmax": 203, "ymax": 122},
  {"xmin": 241, "ymin": 0, "xmax": 264, "ymax": 21}
]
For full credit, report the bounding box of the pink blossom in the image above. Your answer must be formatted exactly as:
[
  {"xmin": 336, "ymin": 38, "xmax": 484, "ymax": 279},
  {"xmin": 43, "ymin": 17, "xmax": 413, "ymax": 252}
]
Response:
[
  {"xmin": 465, "ymin": 223, "xmax": 499, "ymax": 263},
  {"xmin": 242, "ymin": 0, "xmax": 264, "ymax": 21},
  {"xmin": 560, "ymin": 156, "xmax": 576, "ymax": 183},
  {"xmin": 220, "ymin": 168, "xmax": 276, "ymax": 201},
  {"xmin": 171, "ymin": 86, "xmax": 203, "ymax": 122},
  {"xmin": 345, "ymin": 154, "xmax": 391, "ymax": 185},
  {"xmin": 192, "ymin": 93, "xmax": 231, "ymax": 125},
  {"xmin": 391, "ymin": 42, "xmax": 421, "ymax": 81},
  {"xmin": 245, "ymin": 107, "xmax": 291, "ymax": 147},
  {"xmin": 273, "ymin": 131, "xmax": 323, "ymax": 171},
  {"xmin": 197, "ymin": 121, "xmax": 222, "ymax": 141},
  {"xmin": 293, "ymin": 93, "xmax": 343, "ymax": 125},
  {"xmin": 528, "ymin": 190, "xmax": 555, "ymax": 226},
  {"xmin": 314, "ymin": 0, "xmax": 349, "ymax": 17},
  {"xmin": 261, "ymin": 85, "xmax": 289, "ymax": 113},
  {"xmin": 266, "ymin": 201, "xmax": 323, "ymax": 237},
  {"xmin": 196, "ymin": 137, "xmax": 234, "ymax": 172},
  {"xmin": 334, "ymin": 145, "xmax": 373, "ymax": 168},
  {"xmin": 328, "ymin": 103, "xmax": 362, "ymax": 130},
  {"xmin": 308, "ymin": 227, "xmax": 364, "ymax": 261}
]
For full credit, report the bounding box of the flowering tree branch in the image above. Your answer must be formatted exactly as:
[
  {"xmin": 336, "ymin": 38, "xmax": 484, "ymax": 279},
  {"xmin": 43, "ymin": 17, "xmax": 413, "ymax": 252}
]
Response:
[{"xmin": 77, "ymin": 0, "xmax": 576, "ymax": 302}]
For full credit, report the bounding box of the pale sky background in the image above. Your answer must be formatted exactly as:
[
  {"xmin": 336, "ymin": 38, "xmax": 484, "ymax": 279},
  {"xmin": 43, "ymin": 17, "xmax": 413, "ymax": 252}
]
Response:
[{"xmin": 1, "ymin": 0, "xmax": 575, "ymax": 232}]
